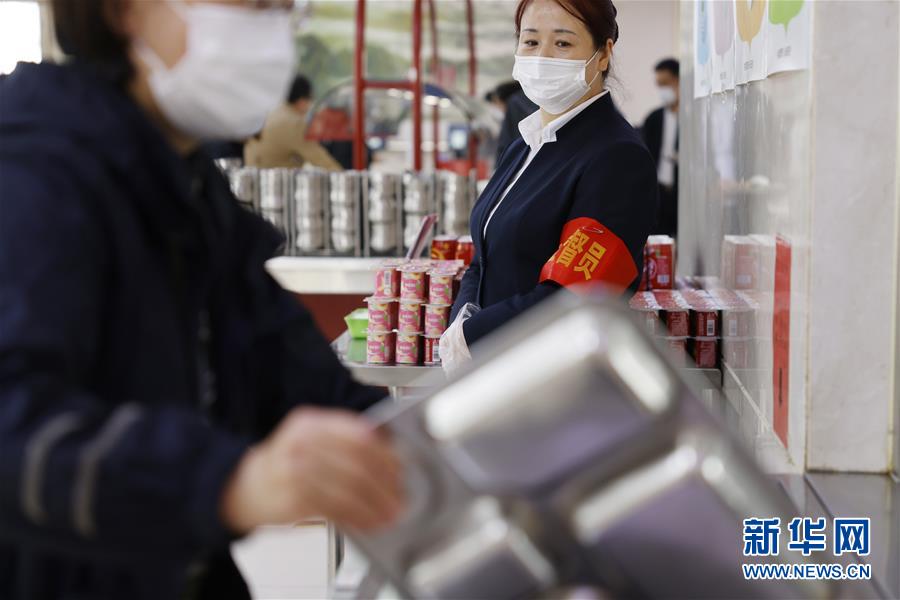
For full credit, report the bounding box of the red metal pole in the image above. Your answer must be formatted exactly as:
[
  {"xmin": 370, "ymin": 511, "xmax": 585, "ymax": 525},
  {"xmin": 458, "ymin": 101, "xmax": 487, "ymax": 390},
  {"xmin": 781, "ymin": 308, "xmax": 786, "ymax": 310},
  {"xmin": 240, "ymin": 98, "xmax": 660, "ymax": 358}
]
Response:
[
  {"xmin": 428, "ymin": 0, "xmax": 439, "ymax": 170},
  {"xmin": 465, "ymin": 0, "xmax": 477, "ymax": 173},
  {"xmin": 466, "ymin": 0, "xmax": 476, "ymax": 95},
  {"xmin": 353, "ymin": 0, "xmax": 366, "ymax": 170},
  {"xmin": 412, "ymin": 0, "xmax": 423, "ymax": 172}
]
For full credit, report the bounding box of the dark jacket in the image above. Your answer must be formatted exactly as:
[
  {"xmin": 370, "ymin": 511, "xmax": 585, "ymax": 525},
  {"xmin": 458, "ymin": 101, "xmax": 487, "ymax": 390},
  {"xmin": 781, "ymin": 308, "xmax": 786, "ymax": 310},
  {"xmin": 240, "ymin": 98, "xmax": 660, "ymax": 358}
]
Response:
[
  {"xmin": 451, "ymin": 93, "xmax": 658, "ymax": 346},
  {"xmin": 495, "ymin": 91, "xmax": 539, "ymax": 164},
  {"xmin": 0, "ymin": 62, "xmax": 382, "ymax": 599},
  {"xmin": 641, "ymin": 106, "xmax": 679, "ymax": 236},
  {"xmin": 642, "ymin": 106, "xmax": 665, "ymax": 167}
]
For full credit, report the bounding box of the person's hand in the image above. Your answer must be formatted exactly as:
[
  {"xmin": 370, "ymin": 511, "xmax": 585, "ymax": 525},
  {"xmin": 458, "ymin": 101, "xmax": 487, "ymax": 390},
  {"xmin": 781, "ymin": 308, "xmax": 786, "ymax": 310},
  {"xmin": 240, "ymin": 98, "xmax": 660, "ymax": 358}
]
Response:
[{"xmin": 221, "ymin": 407, "xmax": 405, "ymax": 533}]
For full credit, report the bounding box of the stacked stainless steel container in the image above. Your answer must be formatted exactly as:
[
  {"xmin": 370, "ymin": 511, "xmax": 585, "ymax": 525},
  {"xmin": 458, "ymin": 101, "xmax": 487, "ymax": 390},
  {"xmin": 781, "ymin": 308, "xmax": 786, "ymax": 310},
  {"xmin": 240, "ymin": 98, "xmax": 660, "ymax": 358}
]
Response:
[
  {"xmin": 227, "ymin": 166, "xmax": 259, "ymax": 212},
  {"xmin": 402, "ymin": 172, "xmax": 439, "ymax": 253},
  {"xmin": 436, "ymin": 171, "xmax": 473, "ymax": 237},
  {"xmin": 259, "ymin": 168, "xmax": 293, "ymax": 252},
  {"xmin": 330, "ymin": 171, "xmax": 366, "ymax": 255},
  {"xmin": 216, "ymin": 162, "xmax": 475, "ymax": 258},
  {"xmin": 368, "ymin": 173, "xmax": 404, "ymax": 255},
  {"xmin": 292, "ymin": 169, "xmax": 329, "ymax": 253}
]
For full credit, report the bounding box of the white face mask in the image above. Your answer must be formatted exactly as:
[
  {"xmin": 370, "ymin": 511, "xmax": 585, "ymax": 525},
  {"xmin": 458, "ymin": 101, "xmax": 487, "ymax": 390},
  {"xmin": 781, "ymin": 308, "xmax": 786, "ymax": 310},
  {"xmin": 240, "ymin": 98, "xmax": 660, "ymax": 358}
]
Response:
[
  {"xmin": 512, "ymin": 47, "xmax": 602, "ymax": 115},
  {"xmin": 137, "ymin": 0, "xmax": 296, "ymax": 141},
  {"xmin": 658, "ymin": 86, "xmax": 677, "ymax": 107}
]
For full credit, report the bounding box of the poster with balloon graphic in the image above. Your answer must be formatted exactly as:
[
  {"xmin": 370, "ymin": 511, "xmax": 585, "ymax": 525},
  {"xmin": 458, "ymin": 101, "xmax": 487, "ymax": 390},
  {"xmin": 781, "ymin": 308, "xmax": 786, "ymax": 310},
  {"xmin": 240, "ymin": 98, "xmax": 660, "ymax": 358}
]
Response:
[
  {"xmin": 711, "ymin": 0, "xmax": 736, "ymax": 93},
  {"xmin": 735, "ymin": 0, "xmax": 768, "ymax": 84},
  {"xmin": 766, "ymin": 0, "xmax": 810, "ymax": 75},
  {"xmin": 693, "ymin": 0, "xmax": 712, "ymax": 98}
]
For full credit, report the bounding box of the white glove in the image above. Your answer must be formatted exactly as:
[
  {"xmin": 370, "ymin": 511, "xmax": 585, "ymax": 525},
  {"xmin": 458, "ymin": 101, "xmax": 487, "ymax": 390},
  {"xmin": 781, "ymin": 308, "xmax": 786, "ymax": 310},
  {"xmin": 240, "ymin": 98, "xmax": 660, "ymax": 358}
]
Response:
[{"xmin": 440, "ymin": 303, "xmax": 479, "ymax": 376}]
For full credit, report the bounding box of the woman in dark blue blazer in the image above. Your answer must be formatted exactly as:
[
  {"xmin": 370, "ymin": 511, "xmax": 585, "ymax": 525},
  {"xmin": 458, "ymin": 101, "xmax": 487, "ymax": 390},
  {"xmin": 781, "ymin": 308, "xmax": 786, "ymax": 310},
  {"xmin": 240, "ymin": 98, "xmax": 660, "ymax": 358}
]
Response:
[{"xmin": 443, "ymin": 0, "xmax": 658, "ymax": 371}]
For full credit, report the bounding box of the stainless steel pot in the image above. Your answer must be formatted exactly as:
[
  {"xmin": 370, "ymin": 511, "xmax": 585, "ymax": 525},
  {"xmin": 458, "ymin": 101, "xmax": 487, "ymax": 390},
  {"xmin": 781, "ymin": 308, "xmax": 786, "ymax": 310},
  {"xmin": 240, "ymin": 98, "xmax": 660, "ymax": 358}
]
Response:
[
  {"xmin": 293, "ymin": 172, "xmax": 326, "ymax": 215},
  {"xmin": 214, "ymin": 157, "xmax": 242, "ymax": 173},
  {"xmin": 369, "ymin": 198, "xmax": 398, "ymax": 222},
  {"xmin": 295, "ymin": 215, "xmax": 324, "ymax": 231},
  {"xmin": 331, "ymin": 228, "xmax": 358, "ymax": 253},
  {"xmin": 261, "ymin": 209, "xmax": 286, "ymax": 230},
  {"xmin": 370, "ymin": 222, "xmax": 399, "ymax": 252},
  {"xmin": 295, "ymin": 227, "xmax": 325, "ymax": 252},
  {"xmin": 228, "ymin": 167, "xmax": 258, "ymax": 209},
  {"xmin": 403, "ymin": 172, "xmax": 436, "ymax": 213},
  {"xmin": 330, "ymin": 171, "xmax": 365, "ymax": 206},
  {"xmin": 259, "ymin": 168, "xmax": 292, "ymax": 210}
]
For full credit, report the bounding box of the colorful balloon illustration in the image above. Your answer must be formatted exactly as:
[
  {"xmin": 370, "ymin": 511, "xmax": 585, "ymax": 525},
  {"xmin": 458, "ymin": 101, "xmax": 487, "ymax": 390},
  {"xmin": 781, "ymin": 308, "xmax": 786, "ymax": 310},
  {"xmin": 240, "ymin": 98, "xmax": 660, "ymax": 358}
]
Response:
[
  {"xmin": 769, "ymin": 0, "xmax": 804, "ymax": 30},
  {"xmin": 696, "ymin": 0, "xmax": 710, "ymax": 66},
  {"xmin": 713, "ymin": 0, "xmax": 734, "ymax": 56},
  {"xmin": 736, "ymin": 0, "xmax": 767, "ymax": 43}
]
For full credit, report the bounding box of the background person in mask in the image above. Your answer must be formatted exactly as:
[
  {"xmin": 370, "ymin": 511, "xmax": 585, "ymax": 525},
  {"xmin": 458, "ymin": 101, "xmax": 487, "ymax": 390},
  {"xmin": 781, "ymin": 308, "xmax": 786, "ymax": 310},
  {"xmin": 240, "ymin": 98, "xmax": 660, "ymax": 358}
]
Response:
[
  {"xmin": 642, "ymin": 57, "xmax": 680, "ymax": 237},
  {"xmin": 494, "ymin": 80, "xmax": 538, "ymax": 163},
  {"xmin": 440, "ymin": 0, "xmax": 658, "ymax": 373},
  {"xmin": 0, "ymin": 1, "xmax": 404, "ymax": 599},
  {"xmin": 244, "ymin": 74, "xmax": 342, "ymax": 170}
]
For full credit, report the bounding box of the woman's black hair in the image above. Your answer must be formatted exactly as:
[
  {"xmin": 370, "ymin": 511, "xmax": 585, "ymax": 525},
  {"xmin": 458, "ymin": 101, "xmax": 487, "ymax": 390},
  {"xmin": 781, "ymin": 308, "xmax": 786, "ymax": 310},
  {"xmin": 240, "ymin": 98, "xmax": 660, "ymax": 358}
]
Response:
[{"xmin": 51, "ymin": 0, "xmax": 134, "ymax": 85}]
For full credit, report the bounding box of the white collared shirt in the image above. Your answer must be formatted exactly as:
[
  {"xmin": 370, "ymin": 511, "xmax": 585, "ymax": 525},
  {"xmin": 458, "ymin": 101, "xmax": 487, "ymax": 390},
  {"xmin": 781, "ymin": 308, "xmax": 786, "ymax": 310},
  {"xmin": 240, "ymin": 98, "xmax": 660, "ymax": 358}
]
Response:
[
  {"xmin": 483, "ymin": 90, "xmax": 610, "ymax": 237},
  {"xmin": 657, "ymin": 108, "xmax": 677, "ymax": 186}
]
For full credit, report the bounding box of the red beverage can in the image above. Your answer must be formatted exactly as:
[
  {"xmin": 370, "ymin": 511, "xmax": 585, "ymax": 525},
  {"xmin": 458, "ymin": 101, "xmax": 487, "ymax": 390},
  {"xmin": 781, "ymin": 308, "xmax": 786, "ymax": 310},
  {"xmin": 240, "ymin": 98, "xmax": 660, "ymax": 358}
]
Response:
[
  {"xmin": 682, "ymin": 291, "xmax": 720, "ymax": 338},
  {"xmin": 424, "ymin": 336, "xmax": 442, "ymax": 365},
  {"xmin": 646, "ymin": 235, "xmax": 675, "ymax": 290},
  {"xmin": 454, "ymin": 235, "xmax": 475, "ymax": 266},
  {"xmin": 691, "ymin": 337, "xmax": 719, "ymax": 369},
  {"xmin": 653, "ymin": 290, "xmax": 690, "ymax": 337},
  {"xmin": 430, "ymin": 235, "xmax": 459, "ymax": 260},
  {"xmin": 663, "ymin": 336, "xmax": 689, "ymax": 367}
]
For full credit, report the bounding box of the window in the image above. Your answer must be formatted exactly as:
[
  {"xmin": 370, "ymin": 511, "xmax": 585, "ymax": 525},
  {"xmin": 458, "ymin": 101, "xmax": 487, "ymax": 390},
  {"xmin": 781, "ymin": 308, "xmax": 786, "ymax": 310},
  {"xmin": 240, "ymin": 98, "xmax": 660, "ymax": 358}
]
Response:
[{"xmin": 0, "ymin": 1, "xmax": 42, "ymax": 75}]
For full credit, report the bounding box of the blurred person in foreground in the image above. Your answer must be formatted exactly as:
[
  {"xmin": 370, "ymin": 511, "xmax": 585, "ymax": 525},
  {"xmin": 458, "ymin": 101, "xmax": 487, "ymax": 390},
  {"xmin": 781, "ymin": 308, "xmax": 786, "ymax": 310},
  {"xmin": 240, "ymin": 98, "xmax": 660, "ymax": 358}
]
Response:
[
  {"xmin": 0, "ymin": 1, "xmax": 404, "ymax": 599},
  {"xmin": 642, "ymin": 57, "xmax": 680, "ymax": 237},
  {"xmin": 244, "ymin": 74, "xmax": 343, "ymax": 170}
]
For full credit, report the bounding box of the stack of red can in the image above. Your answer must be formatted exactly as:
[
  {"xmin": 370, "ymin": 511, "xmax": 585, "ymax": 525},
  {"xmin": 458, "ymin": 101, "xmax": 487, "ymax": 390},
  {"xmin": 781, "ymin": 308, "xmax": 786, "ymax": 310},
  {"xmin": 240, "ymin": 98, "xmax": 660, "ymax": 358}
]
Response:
[
  {"xmin": 365, "ymin": 258, "xmax": 467, "ymax": 366},
  {"xmin": 430, "ymin": 235, "xmax": 475, "ymax": 266},
  {"xmin": 709, "ymin": 288, "xmax": 757, "ymax": 369},
  {"xmin": 629, "ymin": 285, "xmax": 757, "ymax": 369}
]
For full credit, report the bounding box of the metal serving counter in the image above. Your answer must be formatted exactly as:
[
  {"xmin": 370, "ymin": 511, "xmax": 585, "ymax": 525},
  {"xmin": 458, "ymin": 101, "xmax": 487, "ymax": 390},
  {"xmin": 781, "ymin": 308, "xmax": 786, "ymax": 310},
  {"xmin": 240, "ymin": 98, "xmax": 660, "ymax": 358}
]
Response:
[{"xmin": 266, "ymin": 256, "xmax": 386, "ymax": 295}]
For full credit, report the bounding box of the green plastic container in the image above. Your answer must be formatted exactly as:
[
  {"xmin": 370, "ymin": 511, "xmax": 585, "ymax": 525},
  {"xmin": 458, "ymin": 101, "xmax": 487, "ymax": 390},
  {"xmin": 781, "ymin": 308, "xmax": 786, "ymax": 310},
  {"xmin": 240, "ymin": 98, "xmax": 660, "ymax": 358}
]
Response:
[{"xmin": 344, "ymin": 308, "xmax": 369, "ymax": 339}]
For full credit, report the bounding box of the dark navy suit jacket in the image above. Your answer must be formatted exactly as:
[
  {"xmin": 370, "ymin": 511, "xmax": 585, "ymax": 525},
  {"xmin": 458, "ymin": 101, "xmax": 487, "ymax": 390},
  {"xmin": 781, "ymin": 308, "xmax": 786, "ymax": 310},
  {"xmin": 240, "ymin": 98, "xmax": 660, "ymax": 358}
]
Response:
[{"xmin": 451, "ymin": 93, "xmax": 658, "ymax": 345}]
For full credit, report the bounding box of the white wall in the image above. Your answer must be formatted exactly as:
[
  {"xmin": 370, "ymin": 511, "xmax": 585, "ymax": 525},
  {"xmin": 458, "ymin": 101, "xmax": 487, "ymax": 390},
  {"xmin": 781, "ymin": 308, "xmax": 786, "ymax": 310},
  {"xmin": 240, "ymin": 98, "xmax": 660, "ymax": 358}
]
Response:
[
  {"xmin": 609, "ymin": 0, "xmax": 680, "ymax": 126},
  {"xmin": 806, "ymin": 0, "xmax": 900, "ymax": 473}
]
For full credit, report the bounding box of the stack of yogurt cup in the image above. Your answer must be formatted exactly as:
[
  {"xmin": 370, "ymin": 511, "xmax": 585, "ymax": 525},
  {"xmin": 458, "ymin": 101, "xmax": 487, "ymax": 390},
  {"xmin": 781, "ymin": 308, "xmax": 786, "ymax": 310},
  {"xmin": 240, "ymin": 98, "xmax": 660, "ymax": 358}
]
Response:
[{"xmin": 364, "ymin": 259, "xmax": 465, "ymax": 366}]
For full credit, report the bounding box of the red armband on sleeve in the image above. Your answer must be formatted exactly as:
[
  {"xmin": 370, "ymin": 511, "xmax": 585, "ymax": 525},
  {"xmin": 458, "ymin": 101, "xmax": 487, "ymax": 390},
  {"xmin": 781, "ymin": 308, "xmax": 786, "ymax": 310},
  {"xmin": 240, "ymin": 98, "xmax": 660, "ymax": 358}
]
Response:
[{"xmin": 539, "ymin": 217, "xmax": 639, "ymax": 294}]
